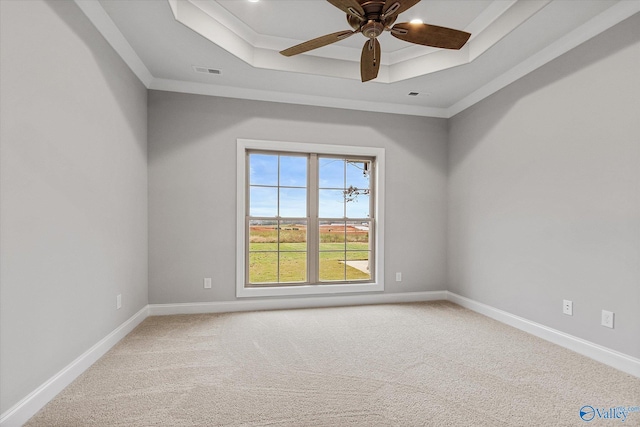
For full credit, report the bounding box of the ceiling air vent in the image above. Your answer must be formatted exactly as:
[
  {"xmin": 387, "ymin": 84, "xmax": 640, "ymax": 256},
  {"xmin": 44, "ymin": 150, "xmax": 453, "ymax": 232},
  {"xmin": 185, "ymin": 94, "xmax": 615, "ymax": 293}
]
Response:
[
  {"xmin": 407, "ymin": 91, "xmax": 431, "ymax": 97},
  {"xmin": 193, "ymin": 66, "xmax": 221, "ymax": 75}
]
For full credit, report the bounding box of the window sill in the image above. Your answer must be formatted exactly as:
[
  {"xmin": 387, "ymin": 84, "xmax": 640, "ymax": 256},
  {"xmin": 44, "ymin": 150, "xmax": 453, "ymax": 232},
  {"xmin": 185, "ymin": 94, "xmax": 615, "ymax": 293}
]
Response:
[{"xmin": 236, "ymin": 281, "xmax": 384, "ymax": 298}]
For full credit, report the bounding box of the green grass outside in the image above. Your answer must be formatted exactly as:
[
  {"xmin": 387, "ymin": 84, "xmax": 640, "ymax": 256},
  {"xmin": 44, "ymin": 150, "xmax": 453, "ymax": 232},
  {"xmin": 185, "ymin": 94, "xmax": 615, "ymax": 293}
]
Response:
[
  {"xmin": 248, "ymin": 242, "xmax": 371, "ymax": 284},
  {"xmin": 249, "ymin": 228, "xmax": 369, "ymax": 244}
]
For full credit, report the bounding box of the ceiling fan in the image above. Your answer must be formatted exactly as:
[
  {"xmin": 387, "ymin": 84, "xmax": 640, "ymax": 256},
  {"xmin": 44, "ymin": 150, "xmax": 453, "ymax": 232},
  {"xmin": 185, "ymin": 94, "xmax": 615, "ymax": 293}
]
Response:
[{"xmin": 280, "ymin": 0, "xmax": 471, "ymax": 82}]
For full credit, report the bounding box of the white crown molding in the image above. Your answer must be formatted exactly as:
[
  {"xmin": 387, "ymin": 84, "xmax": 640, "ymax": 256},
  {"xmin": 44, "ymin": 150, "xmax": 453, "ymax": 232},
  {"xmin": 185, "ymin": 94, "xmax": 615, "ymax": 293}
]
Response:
[
  {"xmin": 149, "ymin": 78, "xmax": 450, "ymax": 118},
  {"xmin": 447, "ymin": 292, "xmax": 640, "ymax": 378},
  {"xmin": 0, "ymin": 306, "xmax": 148, "ymax": 427},
  {"xmin": 74, "ymin": 0, "xmax": 154, "ymax": 87},
  {"xmin": 190, "ymin": 0, "xmax": 258, "ymax": 45},
  {"xmin": 467, "ymin": 0, "xmax": 550, "ymax": 62},
  {"xmin": 464, "ymin": 0, "xmax": 518, "ymax": 43},
  {"xmin": 448, "ymin": 0, "xmax": 640, "ymax": 117}
]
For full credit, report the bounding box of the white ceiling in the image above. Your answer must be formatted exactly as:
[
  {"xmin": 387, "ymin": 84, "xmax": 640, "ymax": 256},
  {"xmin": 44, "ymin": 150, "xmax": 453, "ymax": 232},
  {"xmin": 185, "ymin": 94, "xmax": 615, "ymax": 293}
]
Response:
[{"xmin": 77, "ymin": 0, "xmax": 639, "ymax": 117}]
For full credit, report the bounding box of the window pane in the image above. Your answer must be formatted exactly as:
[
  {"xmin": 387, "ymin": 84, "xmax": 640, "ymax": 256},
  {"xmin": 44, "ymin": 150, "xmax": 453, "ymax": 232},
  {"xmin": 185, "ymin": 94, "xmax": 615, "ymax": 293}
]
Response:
[
  {"xmin": 345, "ymin": 251, "xmax": 371, "ymax": 281},
  {"xmin": 319, "ymin": 254, "xmax": 345, "ymax": 281},
  {"xmin": 279, "ymin": 221, "xmax": 307, "ymax": 251},
  {"xmin": 319, "ymin": 244, "xmax": 345, "ymax": 254},
  {"xmin": 345, "ymin": 221, "xmax": 370, "ymax": 246},
  {"xmin": 346, "ymin": 160, "xmax": 370, "ymax": 190},
  {"xmin": 280, "ymin": 252, "xmax": 306, "ymax": 283},
  {"xmin": 250, "ymin": 187, "xmax": 277, "ymax": 217},
  {"xmin": 249, "ymin": 221, "xmax": 277, "ymax": 250},
  {"xmin": 319, "ymin": 158, "xmax": 344, "ymax": 189},
  {"xmin": 249, "ymin": 154, "xmax": 278, "ymax": 186},
  {"xmin": 280, "ymin": 156, "xmax": 307, "ymax": 187},
  {"xmin": 319, "ymin": 221, "xmax": 345, "ymax": 245},
  {"xmin": 345, "ymin": 193, "xmax": 369, "ymax": 218},
  {"xmin": 279, "ymin": 188, "xmax": 307, "ymax": 217},
  {"xmin": 319, "ymin": 189, "xmax": 344, "ymax": 218},
  {"xmin": 249, "ymin": 252, "xmax": 278, "ymax": 284}
]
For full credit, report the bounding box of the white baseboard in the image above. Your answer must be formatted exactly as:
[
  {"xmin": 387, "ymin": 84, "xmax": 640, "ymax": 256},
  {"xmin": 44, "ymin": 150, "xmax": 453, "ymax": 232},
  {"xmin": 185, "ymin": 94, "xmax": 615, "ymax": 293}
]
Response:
[
  {"xmin": 5, "ymin": 291, "xmax": 638, "ymax": 427},
  {"xmin": 0, "ymin": 306, "xmax": 149, "ymax": 427},
  {"xmin": 148, "ymin": 290, "xmax": 448, "ymax": 315},
  {"xmin": 446, "ymin": 292, "xmax": 640, "ymax": 378}
]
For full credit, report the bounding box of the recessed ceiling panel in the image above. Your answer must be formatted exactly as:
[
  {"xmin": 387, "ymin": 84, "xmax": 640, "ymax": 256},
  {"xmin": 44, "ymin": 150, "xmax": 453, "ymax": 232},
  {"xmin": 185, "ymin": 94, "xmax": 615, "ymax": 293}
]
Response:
[
  {"xmin": 172, "ymin": 0, "xmax": 543, "ymax": 82},
  {"xmin": 215, "ymin": 0, "xmax": 494, "ymax": 53}
]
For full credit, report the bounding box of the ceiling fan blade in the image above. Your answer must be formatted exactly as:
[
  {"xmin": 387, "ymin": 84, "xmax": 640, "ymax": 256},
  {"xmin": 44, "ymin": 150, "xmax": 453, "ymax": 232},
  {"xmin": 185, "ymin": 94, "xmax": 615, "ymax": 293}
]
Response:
[
  {"xmin": 383, "ymin": 0, "xmax": 420, "ymax": 18},
  {"xmin": 280, "ymin": 30, "xmax": 356, "ymax": 57},
  {"xmin": 391, "ymin": 22, "xmax": 471, "ymax": 49},
  {"xmin": 327, "ymin": 0, "xmax": 365, "ymax": 19},
  {"xmin": 361, "ymin": 38, "xmax": 381, "ymax": 82}
]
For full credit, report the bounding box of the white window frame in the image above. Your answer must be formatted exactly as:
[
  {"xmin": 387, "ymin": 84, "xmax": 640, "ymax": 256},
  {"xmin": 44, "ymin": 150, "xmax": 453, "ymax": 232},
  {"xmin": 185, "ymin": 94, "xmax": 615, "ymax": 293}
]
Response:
[{"xmin": 236, "ymin": 139, "xmax": 385, "ymax": 298}]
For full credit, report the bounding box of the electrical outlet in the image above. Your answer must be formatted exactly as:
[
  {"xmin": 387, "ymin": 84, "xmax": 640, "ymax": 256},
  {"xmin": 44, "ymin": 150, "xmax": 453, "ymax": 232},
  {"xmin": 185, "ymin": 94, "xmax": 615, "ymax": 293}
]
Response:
[
  {"xmin": 601, "ymin": 310, "xmax": 614, "ymax": 329},
  {"xmin": 116, "ymin": 294, "xmax": 122, "ymax": 310},
  {"xmin": 204, "ymin": 278, "xmax": 212, "ymax": 289},
  {"xmin": 563, "ymin": 300, "xmax": 573, "ymax": 316},
  {"xmin": 395, "ymin": 272, "xmax": 402, "ymax": 282}
]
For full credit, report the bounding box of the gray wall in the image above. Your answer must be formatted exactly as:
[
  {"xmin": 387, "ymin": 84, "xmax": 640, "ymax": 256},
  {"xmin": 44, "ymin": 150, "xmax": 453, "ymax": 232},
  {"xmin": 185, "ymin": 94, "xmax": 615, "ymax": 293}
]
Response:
[
  {"xmin": 2, "ymin": 0, "xmax": 637, "ymax": 417},
  {"xmin": 148, "ymin": 92, "xmax": 449, "ymax": 303},
  {"xmin": 0, "ymin": 0, "xmax": 148, "ymax": 413},
  {"xmin": 448, "ymin": 14, "xmax": 640, "ymax": 358}
]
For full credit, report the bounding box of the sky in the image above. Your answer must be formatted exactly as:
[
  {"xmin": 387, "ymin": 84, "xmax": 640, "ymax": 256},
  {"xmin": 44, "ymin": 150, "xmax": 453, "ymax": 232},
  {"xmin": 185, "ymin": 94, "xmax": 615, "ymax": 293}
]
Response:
[{"xmin": 249, "ymin": 153, "xmax": 370, "ymax": 219}]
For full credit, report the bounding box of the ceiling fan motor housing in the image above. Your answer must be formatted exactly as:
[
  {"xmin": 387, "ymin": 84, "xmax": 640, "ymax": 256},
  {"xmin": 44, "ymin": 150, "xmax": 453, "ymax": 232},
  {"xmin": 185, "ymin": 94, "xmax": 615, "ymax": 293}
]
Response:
[
  {"xmin": 347, "ymin": 3, "xmax": 396, "ymax": 39},
  {"xmin": 362, "ymin": 20, "xmax": 384, "ymax": 38}
]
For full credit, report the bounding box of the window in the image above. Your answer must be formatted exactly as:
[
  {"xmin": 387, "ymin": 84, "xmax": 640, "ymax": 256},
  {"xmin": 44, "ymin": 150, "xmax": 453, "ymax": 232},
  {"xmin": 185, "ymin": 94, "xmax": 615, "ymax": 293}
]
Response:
[
  {"xmin": 237, "ymin": 139, "xmax": 385, "ymax": 298},
  {"xmin": 248, "ymin": 152, "xmax": 309, "ymax": 284}
]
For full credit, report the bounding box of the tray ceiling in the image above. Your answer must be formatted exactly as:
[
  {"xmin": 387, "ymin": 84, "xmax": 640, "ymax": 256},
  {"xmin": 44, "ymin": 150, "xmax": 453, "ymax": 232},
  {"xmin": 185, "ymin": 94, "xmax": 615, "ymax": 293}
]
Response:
[{"xmin": 78, "ymin": 0, "xmax": 639, "ymax": 117}]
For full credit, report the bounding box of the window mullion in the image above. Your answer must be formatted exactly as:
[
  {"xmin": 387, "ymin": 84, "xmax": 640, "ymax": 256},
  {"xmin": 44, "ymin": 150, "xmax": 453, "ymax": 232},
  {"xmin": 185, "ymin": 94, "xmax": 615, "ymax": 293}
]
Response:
[
  {"xmin": 308, "ymin": 154, "xmax": 319, "ymax": 283},
  {"xmin": 276, "ymin": 156, "xmax": 281, "ymax": 282},
  {"xmin": 343, "ymin": 160, "xmax": 347, "ymax": 281}
]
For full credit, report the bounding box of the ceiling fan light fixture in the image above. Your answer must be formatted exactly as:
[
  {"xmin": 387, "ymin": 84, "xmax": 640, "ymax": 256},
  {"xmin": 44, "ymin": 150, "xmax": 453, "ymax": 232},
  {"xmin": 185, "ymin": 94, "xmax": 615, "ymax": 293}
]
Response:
[{"xmin": 409, "ymin": 19, "xmax": 423, "ymax": 24}]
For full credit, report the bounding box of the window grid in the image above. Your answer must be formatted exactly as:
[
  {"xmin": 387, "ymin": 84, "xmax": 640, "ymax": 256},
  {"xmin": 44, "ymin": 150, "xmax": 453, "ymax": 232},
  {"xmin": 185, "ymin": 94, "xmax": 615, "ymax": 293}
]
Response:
[
  {"xmin": 246, "ymin": 150, "xmax": 375, "ymax": 287},
  {"xmin": 317, "ymin": 155, "xmax": 373, "ymax": 283},
  {"xmin": 247, "ymin": 152, "xmax": 308, "ymax": 285}
]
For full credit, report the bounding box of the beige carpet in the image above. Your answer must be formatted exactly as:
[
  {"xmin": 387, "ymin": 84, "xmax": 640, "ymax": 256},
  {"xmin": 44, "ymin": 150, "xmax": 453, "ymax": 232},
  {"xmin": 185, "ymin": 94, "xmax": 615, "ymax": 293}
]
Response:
[{"xmin": 26, "ymin": 301, "xmax": 640, "ymax": 426}]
